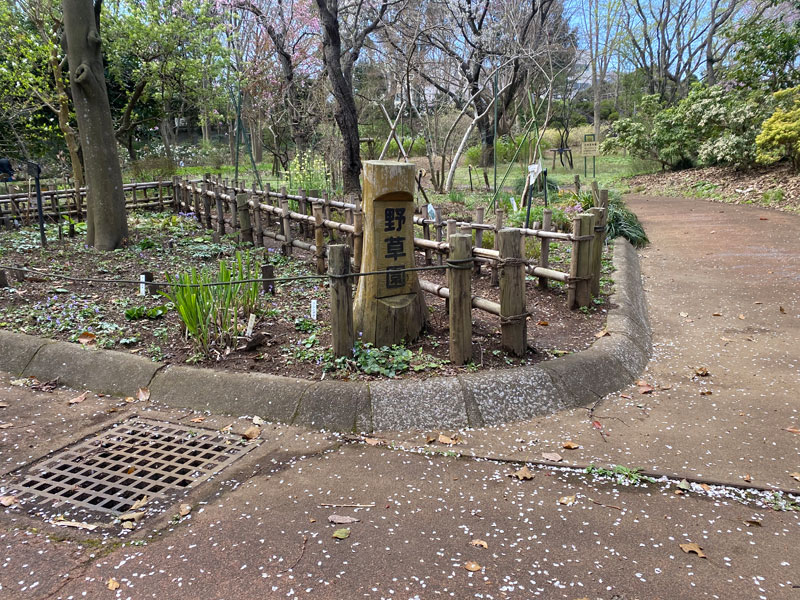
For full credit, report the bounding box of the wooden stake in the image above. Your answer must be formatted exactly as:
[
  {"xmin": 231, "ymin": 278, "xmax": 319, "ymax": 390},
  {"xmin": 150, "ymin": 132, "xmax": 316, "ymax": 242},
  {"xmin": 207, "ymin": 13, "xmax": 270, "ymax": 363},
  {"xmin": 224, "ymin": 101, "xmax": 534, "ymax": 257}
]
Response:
[
  {"xmin": 448, "ymin": 233, "xmax": 473, "ymax": 365},
  {"xmin": 280, "ymin": 187, "xmax": 292, "ymax": 256},
  {"xmin": 491, "ymin": 208, "xmax": 504, "ymax": 287},
  {"xmin": 329, "ymin": 245, "xmax": 354, "ymax": 358},
  {"xmin": 498, "ymin": 228, "xmax": 527, "ymax": 356},
  {"xmin": 261, "ymin": 264, "xmax": 275, "ymax": 295},
  {"xmin": 539, "ymin": 208, "xmax": 552, "ymax": 290},
  {"xmin": 237, "ymin": 193, "xmax": 253, "ymax": 245},
  {"xmin": 353, "ymin": 210, "xmax": 363, "ymax": 272},
  {"xmin": 313, "ymin": 205, "xmax": 326, "ymax": 274},
  {"xmin": 474, "ymin": 207, "xmax": 484, "ymax": 275},
  {"xmin": 215, "ymin": 183, "xmax": 225, "ymax": 239},
  {"xmin": 589, "ymin": 206, "xmax": 606, "ymax": 297},
  {"xmin": 202, "ymin": 180, "xmax": 212, "ymax": 230}
]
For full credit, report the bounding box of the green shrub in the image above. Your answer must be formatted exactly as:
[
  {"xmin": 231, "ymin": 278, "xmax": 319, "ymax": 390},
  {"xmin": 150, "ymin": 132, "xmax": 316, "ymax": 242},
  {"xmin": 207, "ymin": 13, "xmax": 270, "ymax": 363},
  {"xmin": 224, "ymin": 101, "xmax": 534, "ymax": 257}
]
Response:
[
  {"xmin": 288, "ymin": 150, "xmax": 328, "ymax": 192},
  {"xmin": 606, "ymin": 198, "xmax": 648, "ymax": 248},
  {"xmin": 161, "ymin": 251, "xmax": 261, "ymax": 354},
  {"xmin": 756, "ymin": 86, "xmax": 800, "ymax": 171}
]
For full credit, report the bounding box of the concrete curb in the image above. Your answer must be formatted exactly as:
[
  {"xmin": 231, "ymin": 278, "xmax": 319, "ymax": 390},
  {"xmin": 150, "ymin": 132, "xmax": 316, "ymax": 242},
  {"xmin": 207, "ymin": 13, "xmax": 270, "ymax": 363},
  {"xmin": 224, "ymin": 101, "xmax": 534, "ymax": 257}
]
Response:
[{"xmin": 0, "ymin": 240, "xmax": 650, "ymax": 432}]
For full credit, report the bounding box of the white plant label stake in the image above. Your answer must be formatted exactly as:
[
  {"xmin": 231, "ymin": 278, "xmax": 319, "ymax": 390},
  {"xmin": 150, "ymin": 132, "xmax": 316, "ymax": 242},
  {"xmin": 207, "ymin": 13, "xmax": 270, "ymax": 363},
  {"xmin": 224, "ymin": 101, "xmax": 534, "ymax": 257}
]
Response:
[
  {"xmin": 139, "ymin": 274, "xmax": 146, "ymax": 296},
  {"xmin": 310, "ymin": 299, "xmax": 318, "ymax": 320},
  {"xmin": 246, "ymin": 313, "xmax": 256, "ymax": 337}
]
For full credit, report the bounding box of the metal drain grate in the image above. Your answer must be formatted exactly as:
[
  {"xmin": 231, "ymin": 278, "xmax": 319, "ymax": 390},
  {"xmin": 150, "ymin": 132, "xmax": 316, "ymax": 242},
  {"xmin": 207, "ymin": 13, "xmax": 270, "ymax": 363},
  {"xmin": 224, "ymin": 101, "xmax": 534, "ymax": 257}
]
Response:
[{"xmin": 9, "ymin": 417, "xmax": 258, "ymax": 514}]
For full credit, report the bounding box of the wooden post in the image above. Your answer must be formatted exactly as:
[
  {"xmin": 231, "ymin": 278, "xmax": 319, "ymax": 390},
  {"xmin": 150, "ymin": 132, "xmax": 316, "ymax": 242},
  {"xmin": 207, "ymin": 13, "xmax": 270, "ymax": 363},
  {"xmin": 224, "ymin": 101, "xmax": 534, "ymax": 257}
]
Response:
[
  {"xmin": 491, "ymin": 208, "xmax": 504, "ymax": 287},
  {"xmin": 567, "ymin": 213, "xmax": 594, "ymax": 309},
  {"xmin": 435, "ymin": 207, "xmax": 443, "ymax": 265},
  {"xmin": 215, "ymin": 183, "xmax": 225, "ymax": 239},
  {"xmin": 0, "ymin": 270, "xmax": 8, "ymax": 288},
  {"xmin": 446, "ymin": 219, "xmax": 457, "ymax": 242},
  {"xmin": 261, "ymin": 264, "xmax": 275, "ymax": 295},
  {"xmin": 202, "ymin": 181, "xmax": 212, "ymax": 230},
  {"xmin": 157, "ymin": 178, "xmax": 164, "ymax": 211},
  {"xmin": 589, "ymin": 206, "xmax": 606, "ymax": 297},
  {"xmin": 237, "ymin": 193, "xmax": 253, "ymax": 245},
  {"xmin": 448, "ymin": 233, "xmax": 473, "ymax": 365},
  {"xmin": 422, "ymin": 219, "xmax": 432, "ymax": 265},
  {"xmin": 191, "ymin": 181, "xmax": 200, "ymax": 221},
  {"xmin": 539, "ymin": 208, "xmax": 552, "ymax": 290},
  {"xmin": 323, "ymin": 191, "xmax": 335, "ymax": 241},
  {"xmin": 298, "ymin": 189, "xmax": 308, "ymax": 239},
  {"xmin": 574, "ymin": 174, "xmax": 581, "ymax": 195},
  {"xmin": 280, "ymin": 187, "xmax": 292, "ymax": 256},
  {"xmin": 474, "ymin": 207, "xmax": 484, "ymax": 275},
  {"xmin": 252, "ymin": 191, "xmax": 263, "ymax": 248},
  {"xmin": 346, "ymin": 207, "xmax": 355, "ymax": 254},
  {"xmin": 264, "ymin": 182, "xmax": 273, "ymax": 227},
  {"xmin": 313, "ymin": 205, "xmax": 325, "ymax": 274},
  {"xmin": 329, "ymin": 244, "xmax": 354, "ymax": 358},
  {"xmin": 171, "ymin": 176, "xmax": 180, "ymax": 212},
  {"xmin": 352, "ymin": 161, "xmax": 427, "ymax": 346},
  {"xmin": 353, "ymin": 210, "xmax": 363, "ymax": 272},
  {"xmin": 132, "ymin": 182, "xmax": 138, "ymax": 207},
  {"xmin": 498, "ymin": 228, "xmax": 527, "ymax": 357}
]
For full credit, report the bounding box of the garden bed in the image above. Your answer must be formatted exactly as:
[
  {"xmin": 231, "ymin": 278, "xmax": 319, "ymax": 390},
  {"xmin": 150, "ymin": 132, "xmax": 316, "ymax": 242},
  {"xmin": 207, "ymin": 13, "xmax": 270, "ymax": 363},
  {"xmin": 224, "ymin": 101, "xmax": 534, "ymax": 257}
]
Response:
[{"xmin": 0, "ymin": 211, "xmax": 612, "ymax": 381}]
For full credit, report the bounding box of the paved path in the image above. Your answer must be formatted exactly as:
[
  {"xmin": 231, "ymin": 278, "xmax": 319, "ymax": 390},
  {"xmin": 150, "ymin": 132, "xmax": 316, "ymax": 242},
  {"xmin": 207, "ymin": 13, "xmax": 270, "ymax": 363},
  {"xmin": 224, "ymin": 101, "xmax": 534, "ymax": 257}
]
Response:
[
  {"xmin": 422, "ymin": 196, "xmax": 800, "ymax": 492},
  {"xmin": 1, "ymin": 196, "xmax": 799, "ymax": 599}
]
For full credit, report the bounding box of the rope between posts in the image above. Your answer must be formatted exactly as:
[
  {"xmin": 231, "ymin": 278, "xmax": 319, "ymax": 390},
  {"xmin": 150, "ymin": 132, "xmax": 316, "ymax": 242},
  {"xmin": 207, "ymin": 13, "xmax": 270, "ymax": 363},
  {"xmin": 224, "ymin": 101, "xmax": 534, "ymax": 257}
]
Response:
[
  {"xmin": 499, "ymin": 312, "xmax": 531, "ymax": 325},
  {"xmin": 0, "ymin": 262, "xmax": 471, "ymax": 289}
]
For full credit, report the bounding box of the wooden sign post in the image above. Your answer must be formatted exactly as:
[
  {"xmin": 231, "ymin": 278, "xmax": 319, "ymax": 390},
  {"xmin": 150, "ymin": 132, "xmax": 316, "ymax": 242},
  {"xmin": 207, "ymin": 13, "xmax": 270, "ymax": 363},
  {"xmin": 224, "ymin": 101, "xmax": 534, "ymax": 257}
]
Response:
[{"xmin": 353, "ymin": 161, "xmax": 428, "ymax": 346}]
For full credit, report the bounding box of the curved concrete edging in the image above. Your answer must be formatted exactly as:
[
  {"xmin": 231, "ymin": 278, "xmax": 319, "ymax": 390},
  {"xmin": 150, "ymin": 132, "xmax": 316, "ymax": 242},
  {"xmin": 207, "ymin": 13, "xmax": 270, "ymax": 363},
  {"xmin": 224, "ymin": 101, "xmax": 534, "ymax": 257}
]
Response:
[{"xmin": 0, "ymin": 240, "xmax": 650, "ymax": 432}]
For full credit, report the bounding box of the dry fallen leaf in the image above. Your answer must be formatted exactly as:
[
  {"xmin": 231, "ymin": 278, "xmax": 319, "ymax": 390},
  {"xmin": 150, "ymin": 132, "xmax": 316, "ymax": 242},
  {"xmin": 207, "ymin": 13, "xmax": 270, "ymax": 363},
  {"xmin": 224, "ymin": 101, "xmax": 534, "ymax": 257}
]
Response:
[
  {"xmin": 783, "ymin": 427, "xmax": 800, "ymax": 434},
  {"xmin": 0, "ymin": 402, "xmax": 8, "ymax": 408},
  {"xmin": 779, "ymin": 306, "xmax": 785, "ymax": 314},
  {"xmin": 699, "ymin": 483, "xmax": 711, "ymax": 492},
  {"xmin": 464, "ymin": 561, "xmax": 481, "ymax": 572},
  {"xmin": 119, "ymin": 511, "xmax": 145, "ymax": 522},
  {"xmin": 562, "ymin": 441, "xmax": 580, "ymax": 449},
  {"xmin": 638, "ymin": 384, "xmax": 655, "ymax": 394},
  {"xmin": 52, "ymin": 520, "xmax": 98, "ymax": 531},
  {"xmin": 328, "ymin": 515, "xmax": 360, "ymax": 524},
  {"xmin": 679, "ymin": 542, "xmax": 707, "ymax": 558},
  {"xmin": 700, "ymin": 391, "xmax": 713, "ymax": 396},
  {"xmin": 425, "ymin": 433, "xmax": 437, "ymax": 444},
  {"xmin": 125, "ymin": 466, "xmax": 136, "ymax": 474},
  {"xmin": 712, "ymin": 312, "xmax": 722, "ymax": 317},
  {"xmin": 619, "ymin": 393, "xmax": 632, "ymax": 399},
  {"xmin": 694, "ymin": 367, "xmax": 709, "ymax": 377},
  {"xmin": 243, "ymin": 425, "xmax": 261, "ymax": 440},
  {"xmin": 537, "ymin": 320, "xmax": 549, "ymax": 326},
  {"xmin": 438, "ymin": 433, "xmax": 462, "ymax": 445},
  {"xmin": 364, "ymin": 437, "xmax": 384, "ymax": 446},
  {"xmin": 679, "ymin": 312, "xmax": 689, "ymax": 318},
  {"xmin": 558, "ymin": 495, "xmax": 577, "ymax": 506},
  {"xmin": 0, "ymin": 423, "xmax": 13, "ymax": 429},
  {"xmin": 124, "ymin": 396, "xmax": 136, "ymax": 403},
  {"xmin": 674, "ymin": 489, "xmax": 685, "ymax": 496},
  {"xmin": 790, "ymin": 472, "xmax": 800, "ymax": 482},
  {"xmin": 136, "ymin": 387, "xmax": 150, "ymax": 402},
  {"xmin": 107, "ymin": 578, "xmax": 120, "ymax": 591},
  {"xmin": 68, "ymin": 392, "xmax": 89, "ymax": 404},
  {"xmin": 190, "ymin": 417, "xmax": 205, "ymax": 423},
  {"xmin": 77, "ymin": 331, "xmax": 96, "ymax": 345},
  {"xmin": 179, "ymin": 504, "xmax": 192, "ymax": 517},
  {"xmin": 470, "ymin": 539, "xmax": 488, "ymax": 549},
  {"xmin": 130, "ymin": 496, "xmax": 149, "ymax": 510},
  {"xmin": 508, "ymin": 466, "xmax": 535, "ymax": 480},
  {"xmin": 1, "ymin": 495, "xmax": 18, "ymax": 507},
  {"xmin": 743, "ymin": 473, "xmax": 751, "ymax": 482},
  {"xmin": 542, "ymin": 452, "xmax": 563, "ymax": 462},
  {"xmin": 252, "ymin": 416, "xmax": 266, "ymax": 426},
  {"xmin": 744, "ymin": 519, "xmax": 762, "ymax": 527},
  {"xmin": 594, "ymin": 329, "xmax": 610, "ymax": 338},
  {"xmin": 591, "ymin": 420, "xmax": 603, "ymax": 429}
]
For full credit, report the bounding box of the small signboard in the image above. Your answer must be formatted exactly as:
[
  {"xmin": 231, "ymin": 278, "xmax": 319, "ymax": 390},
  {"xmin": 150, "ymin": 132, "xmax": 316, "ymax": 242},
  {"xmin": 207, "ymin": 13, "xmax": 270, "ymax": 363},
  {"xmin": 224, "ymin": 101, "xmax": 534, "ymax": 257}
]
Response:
[
  {"xmin": 527, "ymin": 160, "xmax": 543, "ymax": 181},
  {"xmin": 581, "ymin": 141, "xmax": 599, "ymax": 156}
]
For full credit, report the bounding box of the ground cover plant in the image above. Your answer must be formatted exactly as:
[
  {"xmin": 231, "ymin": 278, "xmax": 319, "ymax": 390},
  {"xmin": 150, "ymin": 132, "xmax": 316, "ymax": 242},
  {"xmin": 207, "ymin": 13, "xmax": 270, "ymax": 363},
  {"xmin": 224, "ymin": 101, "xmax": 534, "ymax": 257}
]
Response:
[{"xmin": 0, "ymin": 209, "xmax": 613, "ymax": 380}]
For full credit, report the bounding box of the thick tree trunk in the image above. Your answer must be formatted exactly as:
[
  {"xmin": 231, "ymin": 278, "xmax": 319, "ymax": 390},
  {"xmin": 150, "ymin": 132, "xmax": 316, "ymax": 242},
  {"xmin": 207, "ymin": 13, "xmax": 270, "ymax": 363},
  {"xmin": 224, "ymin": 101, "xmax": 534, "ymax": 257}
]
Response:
[
  {"xmin": 315, "ymin": 0, "xmax": 363, "ymax": 199},
  {"xmin": 62, "ymin": 0, "xmax": 127, "ymax": 250}
]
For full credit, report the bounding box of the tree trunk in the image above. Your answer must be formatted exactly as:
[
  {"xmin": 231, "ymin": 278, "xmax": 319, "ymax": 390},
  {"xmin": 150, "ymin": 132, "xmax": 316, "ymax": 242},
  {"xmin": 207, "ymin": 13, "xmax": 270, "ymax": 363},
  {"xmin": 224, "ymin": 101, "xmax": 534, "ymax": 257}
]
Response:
[
  {"xmin": 62, "ymin": 0, "xmax": 127, "ymax": 250},
  {"xmin": 49, "ymin": 40, "xmax": 85, "ymax": 189},
  {"xmin": 315, "ymin": 0, "xmax": 363, "ymax": 199}
]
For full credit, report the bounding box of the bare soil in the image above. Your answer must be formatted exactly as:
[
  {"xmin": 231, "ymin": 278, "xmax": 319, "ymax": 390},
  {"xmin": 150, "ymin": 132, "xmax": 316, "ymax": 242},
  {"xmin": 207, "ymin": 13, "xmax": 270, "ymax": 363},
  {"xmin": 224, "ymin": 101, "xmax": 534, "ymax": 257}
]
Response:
[{"xmin": 0, "ymin": 211, "xmax": 611, "ymax": 381}]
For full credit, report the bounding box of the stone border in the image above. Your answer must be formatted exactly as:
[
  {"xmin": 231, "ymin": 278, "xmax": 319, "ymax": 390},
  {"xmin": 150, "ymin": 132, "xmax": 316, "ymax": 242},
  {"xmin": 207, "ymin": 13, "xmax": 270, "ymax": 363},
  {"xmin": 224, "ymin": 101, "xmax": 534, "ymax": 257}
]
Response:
[{"xmin": 0, "ymin": 240, "xmax": 650, "ymax": 432}]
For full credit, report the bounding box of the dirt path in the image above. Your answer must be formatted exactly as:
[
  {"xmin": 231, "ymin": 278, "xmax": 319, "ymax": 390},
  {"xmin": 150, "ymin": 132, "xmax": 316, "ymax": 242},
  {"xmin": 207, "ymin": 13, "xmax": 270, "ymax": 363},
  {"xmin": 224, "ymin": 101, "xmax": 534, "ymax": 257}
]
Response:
[{"xmin": 412, "ymin": 195, "xmax": 800, "ymax": 491}]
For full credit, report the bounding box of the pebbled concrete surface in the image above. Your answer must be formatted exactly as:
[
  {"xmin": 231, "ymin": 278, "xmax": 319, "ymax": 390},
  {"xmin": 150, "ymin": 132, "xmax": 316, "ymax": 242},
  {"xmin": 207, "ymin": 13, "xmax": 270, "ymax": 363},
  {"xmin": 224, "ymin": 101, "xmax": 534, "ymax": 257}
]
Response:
[{"xmin": 415, "ymin": 196, "xmax": 800, "ymax": 492}]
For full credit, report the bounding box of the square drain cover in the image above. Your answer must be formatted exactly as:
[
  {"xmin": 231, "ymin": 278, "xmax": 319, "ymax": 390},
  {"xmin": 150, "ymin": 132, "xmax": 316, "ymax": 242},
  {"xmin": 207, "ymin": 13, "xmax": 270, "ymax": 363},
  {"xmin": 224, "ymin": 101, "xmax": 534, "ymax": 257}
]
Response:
[{"xmin": 7, "ymin": 417, "xmax": 258, "ymax": 514}]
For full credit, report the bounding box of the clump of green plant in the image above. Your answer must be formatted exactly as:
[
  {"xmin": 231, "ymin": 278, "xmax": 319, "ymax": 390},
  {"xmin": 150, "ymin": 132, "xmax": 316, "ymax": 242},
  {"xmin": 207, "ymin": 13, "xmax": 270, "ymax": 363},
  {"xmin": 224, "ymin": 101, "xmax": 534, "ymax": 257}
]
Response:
[
  {"xmin": 756, "ymin": 86, "xmax": 800, "ymax": 171},
  {"xmin": 294, "ymin": 316, "xmax": 318, "ymax": 333},
  {"xmin": 761, "ymin": 188, "xmax": 785, "ymax": 204},
  {"xmin": 161, "ymin": 251, "xmax": 261, "ymax": 354},
  {"xmin": 606, "ymin": 195, "xmax": 648, "ymax": 248},
  {"xmin": 586, "ymin": 464, "xmax": 656, "ymax": 485},
  {"xmin": 288, "ymin": 150, "xmax": 329, "ymax": 192},
  {"xmin": 124, "ymin": 304, "xmax": 170, "ymax": 320},
  {"xmin": 766, "ymin": 491, "xmax": 800, "ymax": 512}
]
